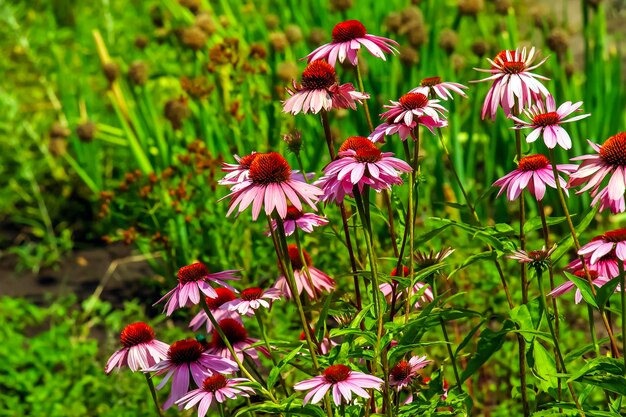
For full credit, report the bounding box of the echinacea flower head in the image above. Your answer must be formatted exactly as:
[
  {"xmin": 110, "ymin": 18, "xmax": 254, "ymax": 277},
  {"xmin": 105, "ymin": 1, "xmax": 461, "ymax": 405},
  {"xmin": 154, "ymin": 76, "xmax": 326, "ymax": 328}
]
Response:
[
  {"xmin": 221, "ymin": 152, "xmax": 323, "ymax": 221},
  {"xmin": 273, "ymin": 244, "xmax": 336, "ymax": 299},
  {"xmin": 147, "ymin": 338, "xmax": 239, "ymax": 410},
  {"xmin": 294, "ymin": 364, "xmax": 383, "ymax": 406},
  {"xmin": 267, "ymin": 205, "xmax": 329, "ymax": 236},
  {"xmin": 410, "ymin": 76, "xmax": 469, "ymax": 101},
  {"xmin": 493, "ymin": 154, "xmax": 574, "ymax": 201},
  {"xmin": 223, "ymin": 287, "xmax": 282, "ymax": 316},
  {"xmin": 508, "ymin": 245, "xmax": 557, "ymax": 271},
  {"xmin": 593, "ymin": 187, "xmax": 626, "ymax": 214},
  {"xmin": 315, "ymin": 137, "xmax": 412, "ymax": 203},
  {"xmin": 379, "ymin": 266, "xmax": 434, "ymax": 309},
  {"xmin": 578, "ymin": 229, "xmax": 626, "ymax": 267},
  {"xmin": 208, "ymin": 319, "xmax": 268, "ymax": 363},
  {"xmin": 154, "ymin": 263, "xmax": 239, "ymax": 316},
  {"xmin": 175, "ymin": 374, "xmax": 255, "ymax": 417},
  {"xmin": 549, "ymin": 270, "xmax": 615, "ymax": 304},
  {"xmin": 414, "ymin": 247, "xmax": 455, "ymax": 269},
  {"xmin": 509, "ymin": 94, "xmax": 590, "ymax": 150},
  {"xmin": 369, "ymin": 92, "xmax": 448, "ymax": 142},
  {"xmin": 282, "ymin": 60, "xmax": 369, "ymax": 115},
  {"xmin": 105, "ymin": 322, "xmax": 169, "ymax": 374},
  {"xmin": 219, "ymin": 152, "xmax": 258, "ymax": 186},
  {"xmin": 304, "ymin": 20, "xmax": 399, "ymax": 67},
  {"xmin": 389, "ymin": 356, "xmax": 432, "ymax": 390},
  {"xmin": 568, "ymin": 133, "xmax": 626, "ymax": 213},
  {"xmin": 189, "ymin": 288, "xmax": 244, "ymax": 332},
  {"xmin": 473, "ymin": 47, "xmax": 549, "ymax": 120}
]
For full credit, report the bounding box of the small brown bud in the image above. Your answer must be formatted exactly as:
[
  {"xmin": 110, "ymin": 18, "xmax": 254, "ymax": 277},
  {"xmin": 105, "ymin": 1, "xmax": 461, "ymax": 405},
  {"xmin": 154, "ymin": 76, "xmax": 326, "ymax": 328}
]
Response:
[
  {"xmin": 438, "ymin": 29, "xmax": 458, "ymax": 54},
  {"xmin": 249, "ymin": 43, "xmax": 267, "ymax": 60},
  {"xmin": 283, "ymin": 130, "xmax": 303, "ymax": 154},
  {"xmin": 102, "ymin": 62, "xmax": 119, "ymax": 84},
  {"xmin": 134, "ymin": 35, "xmax": 149, "ymax": 49},
  {"xmin": 269, "ymin": 32, "xmax": 289, "ymax": 52},
  {"xmin": 49, "ymin": 122, "xmax": 70, "ymax": 139},
  {"xmin": 329, "ymin": 0, "xmax": 352, "ymax": 12},
  {"xmin": 399, "ymin": 46, "xmax": 419, "ymax": 67},
  {"xmin": 546, "ymin": 28, "xmax": 569, "ymax": 57},
  {"xmin": 458, "ymin": 0, "xmax": 484, "ymax": 16},
  {"xmin": 285, "ymin": 24, "xmax": 303, "ymax": 44},
  {"xmin": 76, "ymin": 121, "xmax": 97, "ymax": 143},
  {"xmin": 308, "ymin": 28, "xmax": 326, "ymax": 46},
  {"xmin": 180, "ymin": 26, "xmax": 207, "ymax": 51},
  {"xmin": 385, "ymin": 12, "xmax": 403, "ymax": 34},
  {"xmin": 181, "ymin": 76, "xmax": 214, "ymax": 100},
  {"xmin": 128, "ymin": 61, "xmax": 149, "ymax": 86},
  {"xmin": 195, "ymin": 13, "xmax": 216, "ymax": 35},
  {"xmin": 264, "ymin": 14, "xmax": 279, "ymax": 30},
  {"xmin": 471, "ymin": 39, "xmax": 489, "ymax": 57},
  {"xmin": 179, "ymin": 0, "xmax": 201, "ymax": 13},
  {"xmin": 494, "ymin": 0, "xmax": 512, "ymax": 15},
  {"xmin": 164, "ymin": 97, "xmax": 190, "ymax": 130},
  {"xmin": 276, "ymin": 61, "xmax": 299, "ymax": 83}
]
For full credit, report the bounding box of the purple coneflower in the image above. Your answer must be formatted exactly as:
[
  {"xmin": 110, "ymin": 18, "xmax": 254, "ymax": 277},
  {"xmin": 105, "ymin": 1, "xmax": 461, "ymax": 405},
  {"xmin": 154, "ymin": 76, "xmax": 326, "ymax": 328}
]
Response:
[
  {"xmin": 219, "ymin": 152, "xmax": 258, "ymax": 185},
  {"xmin": 508, "ymin": 245, "xmax": 556, "ymax": 271},
  {"xmin": 221, "ymin": 152, "xmax": 323, "ymax": 221},
  {"xmin": 154, "ymin": 263, "xmax": 239, "ymax": 316},
  {"xmin": 473, "ymin": 47, "xmax": 549, "ymax": 120},
  {"xmin": 379, "ymin": 266, "xmax": 434, "ymax": 309},
  {"xmin": 294, "ymin": 364, "xmax": 383, "ymax": 406},
  {"xmin": 369, "ymin": 92, "xmax": 448, "ymax": 142},
  {"xmin": 273, "ymin": 244, "xmax": 336, "ymax": 299},
  {"xmin": 568, "ymin": 133, "xmax": 626, "ymax": 213},
  {"xmin": 493, "ymin": 154, "xmax": 574, "ymax": 201},
  {"xmin": 592, "ymin": 187, "xmax": 626, "ymax": 214},
  {"xmin": 315, "ymin": 137, "xmax": 412, "ymax": 203},
  {"xmin": 147, "ymin": 339, "xmax": 238, "ymax": 410},
  {"xmin": 509, "ymin": 94, "xmax": 590, "ymax": 150},
  {"xmin": 207, "ymin": 319, "xmax": 268, "ymax": 364},
  {"xmin": 579, "ymin": 229, "xmax": 626, "ymax": 264},
  {"xmin": 267, "ymin": 206, "xmax": 329, "ymax": 236},
  {"xmin": 410, "ymin": 76, "xmax": 468, "ymax": 101},
  {"xmin": 550, "ymin": 270, "xmax": 613, "ymax": 304},
  {"xmin": 282, "ymin": 60, "xmax": 369, "ymax": 115},
  {"xmin": 305, "ymin": 20, "xmax": 398, "ymax": 66},
  {"xmin": 175, "ymin": 374, "xmax": 254, "ymax": 417},
  {"xmin": 389, "ymin": 356, "xmax": 432, "ymax": 390},
  {"xmin": 223, "ymin": 287, "xmax": 282, "ymax": 316},
  {"xmin": 188, "ymin": 288, "xmax": 244, "ymax": 333},
  {"xmin": 105, "ymin": 322, "xmax": 169, "ymax": 374}
]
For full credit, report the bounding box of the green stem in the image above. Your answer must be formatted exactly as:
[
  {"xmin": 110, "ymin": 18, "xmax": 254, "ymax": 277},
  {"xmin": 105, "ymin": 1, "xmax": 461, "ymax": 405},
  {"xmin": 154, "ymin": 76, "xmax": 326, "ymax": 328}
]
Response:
[
  {"xmin": 355, "ymin": 63, "xmax": 374, "ymax": 132},
  {"xmin": 218, "ymin": 401, "xmax": 226, "ymax": 417},
  {"xmin": 620, "ymin": 262, "xmax": 626, "ymax": 375},
  {"xmin": 587, "ymin": 306, "xmax": 600, "ymax": 357},
  {"xmin": 144, "ymin": 373, "xmax": 164, "ymax": 417},
  {"xmin": 404, "ymin": 132, "xmax": 420, "ymax": 323},
  {"xmin": 514, "ymin": 130, "xmax": 528, "ymax": 306},
  {"xmin": 256, "ymin": 309, "xmax": 290, "ymax": 396},
  {"xmin": 536, "ymin": 267, "xmax": 586, "ymax": 416},
  {"xmin": 547, "ymin": 148, "xmax": 620, "ymax": 357}
]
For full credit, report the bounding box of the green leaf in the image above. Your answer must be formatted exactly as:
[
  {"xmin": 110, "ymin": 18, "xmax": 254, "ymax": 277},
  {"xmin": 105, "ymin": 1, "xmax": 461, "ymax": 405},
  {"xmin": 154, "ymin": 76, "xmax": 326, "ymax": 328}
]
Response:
[
  {"xmin": 460, "ymin": 320, "xmax": 514, "ymax": 383},
  {"xmin": 233, "ymin": 399, "xmax": 326, "ymax": 417},
  {"xmin": 449, "ymin": 251, "xmax": 497, "ymax": 278},
  {"xmin": 528, "ymin": 341, "xmax": 558, "ymax": 391},
  {"xmin": 454, "ymin": 318, "xmax": 486, "ymax": 356},
  {"xmin": 522, "ymin": 215, "xmax": 567, "ymax": 235},
  {"xmin": 267, "ymin": 345, "xmax": 302, "ymax": 389},
  {"xmin": 565, "ymin": 272, "xmax": 599, "ymax": 308},
  {"xmin": 568, "ymin": 357, "xmax": 624, "ymax": 383},
  {"xmin": 596, "ymin": 277, "xmax": 621, "ymax": 308}
]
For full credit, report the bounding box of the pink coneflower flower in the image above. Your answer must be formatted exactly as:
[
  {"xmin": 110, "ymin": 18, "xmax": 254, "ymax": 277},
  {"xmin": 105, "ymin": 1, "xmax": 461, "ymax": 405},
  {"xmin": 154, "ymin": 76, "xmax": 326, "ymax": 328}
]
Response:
[
  {"xmin": 294, "ymin": 364, "xmax": 383, "ymax": 406},
  {"xmin": 219, "ymin": 152, "xmax": 258, "ymax": 185},
  {"xmin": 316, "ymin": 136, "xmax": 412, "ymax": 203},
  {"xmin": 550, "ymin": 270, "xmax": 614, "ymax": 304},
  {"xmin": 147, "ymin": 339, "xmax": 238, "ymax": 410},
  {"xmin": 207, "ymin": 318, "xmax": 268, "ymax": 363},
  {"xmin": 369, "ymin": 92, "xmax": 448, "ymax": 143},
  {"xmin": 282, "ymin": 60, "xmax": 369, "ymax": 115},
  {"xmin": 410, "ymin": 76, "xmax": 468, "ymax": 101},
  {"xmin": 221, "ymin": 152, "xmax": 323, "ymax": 221},
  {"xmin": 389, "ymin": 356, "xmax": 432, "ymax": 390},
  {"xmin": 473, "ymin": 47, "xmax": 549, "ymax": 120},
  {"xmin": 266, "ymin": 205, "xmax": 329, "ymax": 236},
  {"xmin": 154, "ymin": 263, "xmax": 239, "ymax": 316},
  {"xmin": 304, "ymin": 20, "xmax": 398, "ymax": 66},
  {"xmin": 189, "ymin": 289, "xmax": 244, "ymax": 332},
  {"xmin": 568, "ymin": 133, "xmax": 626, "ymax": 213},
  {"xmin": 379, "ymin": 266, "xmax": 434, "ymax": 309},
  {"xmin": 105, "ymin": 322, "xmax": 169, "ymax": 374},
  {"xmin": 493, "ymin": 154, "xmax": 575, "ymax": 201},
  {"xmin": 223, "ymin": 287, "xmax": 282, "ymax": 316},
  {"xmin": 567, "ymin": 253, "xmax": 623, "ymax": 280},
  {"xmin": 579, "ymin": 229, "xmax": 626, "ymax": 264},
  {"xmin": 509, "ymin": 95, "xmax": 590, "ymax": 150},
  {"xmin": 592, "ymin": 187, "xmax": 626, "ymax": 214},
  {"xmin": 175, "ymin": 374, "xmax": 255, "ymax": 417},
  {"xmin": 508, "ymin": 245, "xmax": 556, "ymax": 271},
  {"xmin": 273, "ymin": 244, "xmax": 336, "ymax": 299}
]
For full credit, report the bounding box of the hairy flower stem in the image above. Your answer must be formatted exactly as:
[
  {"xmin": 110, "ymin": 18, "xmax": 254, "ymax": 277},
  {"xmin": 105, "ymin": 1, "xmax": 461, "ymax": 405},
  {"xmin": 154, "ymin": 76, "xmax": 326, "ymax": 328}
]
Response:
[
  {"xmin": 255, "ymin": 309, "xmax": 290, "ymax": 396},
  {"xmin": 200, "ymin": 299, "xmax": 277, "ymax": 402},
  {"xmin": 620, "ymin": 262, "xmax": 626, "ymax": 375},
  {"xmin": 536, "ymin": 199, "xmax": 562, "ymax": 401},
  {"xmin": 144, "ymin": 373, "xmax": 164, "ymax": 417},
  {"xmin": 514, "ymin": 131, "xmax": 529, "ymax": 306},
  {"xmin": 218, "ymin": 402, "xmax": 226, "ymax": 417},
  {"xmin": 405, "ymin": 132, "xmax": 420, "ymax": 323},
  {"xmin": 353, "ymin": 186, "xmax": 392, "ymax": 417},
  {"xmin": 320, "ymin": 110, "xmax": 362, "ymax": 310},
  {"xmin": 433, "ymin": 280, "xmax": 463, "ymax": 392},
  {"xmin": 535, "ymin": 268, "xmax": 586, "ymax": 416},
  {"xmin": 294, "ymin": 229, "xmax": 319, "ymax": 302},
  {"xmin": 547, "ymin": 148, "xmax": 620, "ymax": 357},
  {"xmin": 435, "ymin": 128, "xmax": 514, "ymax": 309}
]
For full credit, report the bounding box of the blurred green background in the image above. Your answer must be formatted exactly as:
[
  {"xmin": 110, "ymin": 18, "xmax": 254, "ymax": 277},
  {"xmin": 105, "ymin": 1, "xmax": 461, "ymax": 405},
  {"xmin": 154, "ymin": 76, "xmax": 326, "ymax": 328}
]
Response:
[{"xmin": 1, "ymin": 0, "xmax": 625, "ymax": 415}]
